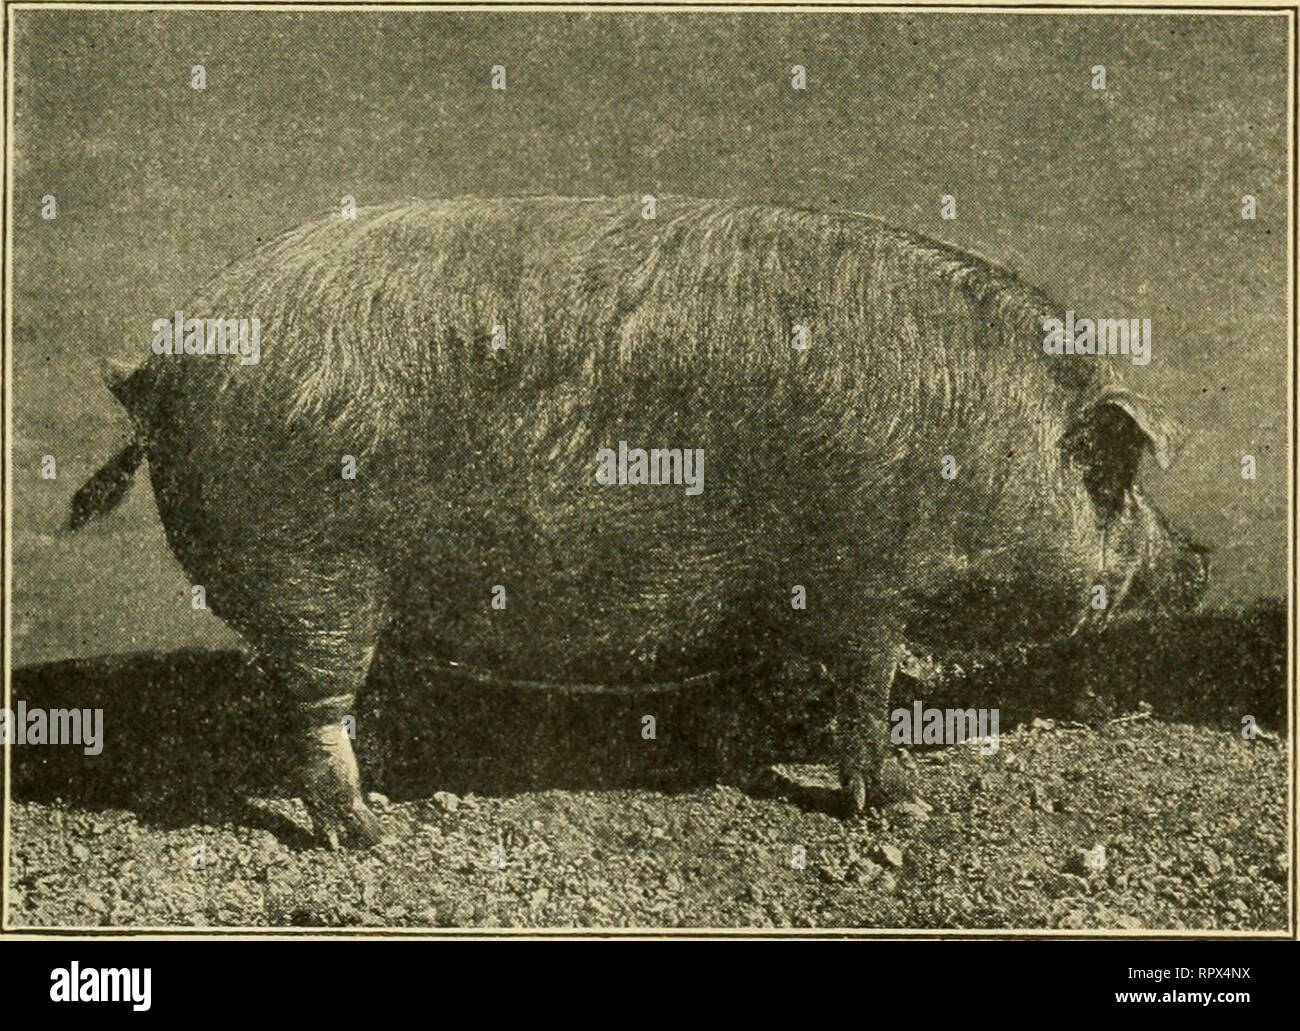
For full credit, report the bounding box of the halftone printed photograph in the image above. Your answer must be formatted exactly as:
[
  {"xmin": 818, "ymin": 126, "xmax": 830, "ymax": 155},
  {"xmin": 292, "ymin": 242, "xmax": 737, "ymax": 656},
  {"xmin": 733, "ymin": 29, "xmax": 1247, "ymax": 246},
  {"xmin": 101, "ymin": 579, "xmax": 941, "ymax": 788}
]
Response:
[{"xmin": 1, "ymin": 1, "xmax": 1294, "ymax": 941}]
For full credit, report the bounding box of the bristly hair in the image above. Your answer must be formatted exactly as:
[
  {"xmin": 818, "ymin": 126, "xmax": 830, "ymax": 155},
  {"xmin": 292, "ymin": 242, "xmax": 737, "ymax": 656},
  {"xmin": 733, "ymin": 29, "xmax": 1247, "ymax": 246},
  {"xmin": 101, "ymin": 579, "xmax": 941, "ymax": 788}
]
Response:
[{"xmin": 148, "ymin": 195, "xmax": 1112, "ymax": 461}]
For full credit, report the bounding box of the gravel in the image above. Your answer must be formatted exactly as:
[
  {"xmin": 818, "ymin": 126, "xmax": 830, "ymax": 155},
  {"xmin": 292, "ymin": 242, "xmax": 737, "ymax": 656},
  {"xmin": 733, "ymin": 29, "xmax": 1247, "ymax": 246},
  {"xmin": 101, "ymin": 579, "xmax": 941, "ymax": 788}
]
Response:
[{"xmin": 9, "ymin": 720, "xmax": 1286, "ymax": 930}]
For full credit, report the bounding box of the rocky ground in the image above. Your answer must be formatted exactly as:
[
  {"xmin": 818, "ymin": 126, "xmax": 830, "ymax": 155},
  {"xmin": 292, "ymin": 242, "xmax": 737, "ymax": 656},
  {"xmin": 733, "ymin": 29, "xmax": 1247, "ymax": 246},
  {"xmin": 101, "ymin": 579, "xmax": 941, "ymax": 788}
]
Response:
[
  {"xmin": 5, "ymin": 600, "xmax": 1290, "ymax": 931},
  {"xmin": 7, "ymin": 720, "xmax": 1290, "ymax": 930}
]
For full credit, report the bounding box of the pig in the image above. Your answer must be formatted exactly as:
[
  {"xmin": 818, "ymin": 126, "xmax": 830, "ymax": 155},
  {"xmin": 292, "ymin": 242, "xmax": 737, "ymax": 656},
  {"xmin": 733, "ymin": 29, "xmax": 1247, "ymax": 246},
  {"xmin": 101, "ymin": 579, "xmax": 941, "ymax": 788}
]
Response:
[{"xmin": 70, "ymin": 196, "xmax": 1209, "ymax": 847}]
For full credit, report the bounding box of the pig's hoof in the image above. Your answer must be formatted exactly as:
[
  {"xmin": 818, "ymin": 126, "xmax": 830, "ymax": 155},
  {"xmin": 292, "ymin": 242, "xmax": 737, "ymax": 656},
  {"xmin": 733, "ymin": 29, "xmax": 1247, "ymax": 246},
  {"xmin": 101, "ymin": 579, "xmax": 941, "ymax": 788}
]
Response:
[
  {"xmin": 306, "ymin": 798, "xmax": 384, "ymax": 850},
  {"xmin": 841, "ymin": 773, "xmax": 868, "ymax": 817},
  {"xmin": 839, "ymin": 756, "xmax": 915, "ymax": 817}
]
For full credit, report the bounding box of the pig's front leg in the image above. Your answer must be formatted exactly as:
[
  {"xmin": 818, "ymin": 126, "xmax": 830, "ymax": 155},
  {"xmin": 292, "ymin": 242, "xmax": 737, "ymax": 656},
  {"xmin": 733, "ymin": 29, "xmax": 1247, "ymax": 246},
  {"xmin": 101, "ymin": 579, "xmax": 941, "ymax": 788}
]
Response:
[{"xmin": 834, "ymin": 622, "xmax": 915, "ymax": 815}]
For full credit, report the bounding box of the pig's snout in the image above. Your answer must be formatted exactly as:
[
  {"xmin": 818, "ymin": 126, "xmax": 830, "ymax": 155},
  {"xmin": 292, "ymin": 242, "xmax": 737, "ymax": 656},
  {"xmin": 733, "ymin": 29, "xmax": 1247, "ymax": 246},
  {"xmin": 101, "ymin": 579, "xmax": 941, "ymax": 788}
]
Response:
[
  {"xmin": 1128, "ymin": 504, "xmax": 1211, "ymax": 616},
  {"xmin": 1164, "ymin": 531, "xmax": 1212, "ymax": 609}
]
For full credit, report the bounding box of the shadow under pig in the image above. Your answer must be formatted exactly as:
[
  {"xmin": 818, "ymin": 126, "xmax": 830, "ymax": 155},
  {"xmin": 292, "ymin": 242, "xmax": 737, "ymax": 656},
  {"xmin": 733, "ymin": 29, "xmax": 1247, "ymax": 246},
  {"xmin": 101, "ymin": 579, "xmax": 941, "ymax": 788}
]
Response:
[{"xmin": 6, "ymin": 597, "xmax": 1286, "ymax": 843}]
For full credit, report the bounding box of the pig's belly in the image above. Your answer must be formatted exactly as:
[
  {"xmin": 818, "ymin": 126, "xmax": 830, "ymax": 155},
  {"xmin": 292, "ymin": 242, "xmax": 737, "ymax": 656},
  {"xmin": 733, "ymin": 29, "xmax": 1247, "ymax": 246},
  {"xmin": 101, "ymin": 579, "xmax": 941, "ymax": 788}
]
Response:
[{"xmin": 392, "ymin": 484, "xmax": 792, "ymax": 684}]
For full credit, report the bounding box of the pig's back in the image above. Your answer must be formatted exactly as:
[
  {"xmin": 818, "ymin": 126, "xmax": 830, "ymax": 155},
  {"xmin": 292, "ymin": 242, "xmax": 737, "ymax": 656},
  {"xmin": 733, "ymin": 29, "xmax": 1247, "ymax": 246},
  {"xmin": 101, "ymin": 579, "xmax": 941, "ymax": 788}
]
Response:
[{"xmin": 163, "ymin": 194, "xmax": 1095, "ymax": 454}]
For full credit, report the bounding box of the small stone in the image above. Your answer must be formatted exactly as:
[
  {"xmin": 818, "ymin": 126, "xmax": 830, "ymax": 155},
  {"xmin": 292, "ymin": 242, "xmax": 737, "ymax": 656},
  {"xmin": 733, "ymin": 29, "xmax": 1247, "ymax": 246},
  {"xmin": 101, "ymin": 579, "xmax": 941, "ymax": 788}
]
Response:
[
  {"xmin": 878, "ymin": 843, "xmax": 904, "ymax": 868},
  {"xmin": 432, "ymin": 791, "xmax": 460, "ymax": 814},
  {"xmin": 70, "ymin": 843, "xmax": 90, "ymax": 861},
  {"xmin": 1199, "ymin": 847, "xmax": 1222, "ymax": 877},
  {"xmin": 1059, "ymin": 909, "xmax": 1089, "ymax": 929},
  {"xmin": 366, "ymin": 792, "xmax": 390, "ymax": 809},
  {"xmin": 895, "ymin": 801, "xmax": 932, "ymax": 823},
  {"xmin": 79, "ymin": 890, "xmax": 109, "ymax": 915},
  {"xmin": 877, "ymin": 872, "xmax": 898, "ymax": 893}
]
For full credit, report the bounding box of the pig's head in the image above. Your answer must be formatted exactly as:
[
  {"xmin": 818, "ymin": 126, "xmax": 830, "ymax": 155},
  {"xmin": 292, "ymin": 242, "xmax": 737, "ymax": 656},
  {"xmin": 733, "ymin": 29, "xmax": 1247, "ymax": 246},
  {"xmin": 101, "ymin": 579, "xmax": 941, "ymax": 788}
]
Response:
[
  {"xmin": 1061, "ymin": 384, "xmax": 1210, "ymax": 631},
  {"xmin": 902, "ymin": 383, "xmax": 1209, "ymax": 654}
]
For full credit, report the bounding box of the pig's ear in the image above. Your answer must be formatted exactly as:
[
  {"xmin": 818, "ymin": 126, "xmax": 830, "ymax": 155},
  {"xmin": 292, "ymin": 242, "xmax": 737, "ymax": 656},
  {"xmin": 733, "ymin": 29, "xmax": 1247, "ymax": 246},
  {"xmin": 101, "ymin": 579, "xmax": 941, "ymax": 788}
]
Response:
[
  {"xmin": 1063, "ymin": 386, "xmax": 1185, "ymax": 511},
  {"xmin": 1090, "ymin": 385, "xmax": 1184, "ymax": 469}
]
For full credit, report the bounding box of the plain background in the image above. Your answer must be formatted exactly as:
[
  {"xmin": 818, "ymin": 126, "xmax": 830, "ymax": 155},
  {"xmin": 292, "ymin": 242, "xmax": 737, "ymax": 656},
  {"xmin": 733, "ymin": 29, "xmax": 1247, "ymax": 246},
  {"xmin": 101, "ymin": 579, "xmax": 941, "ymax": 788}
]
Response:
[{"xmin": 8, "ymin": 9, "xmax": 1291, "ymax": 666}]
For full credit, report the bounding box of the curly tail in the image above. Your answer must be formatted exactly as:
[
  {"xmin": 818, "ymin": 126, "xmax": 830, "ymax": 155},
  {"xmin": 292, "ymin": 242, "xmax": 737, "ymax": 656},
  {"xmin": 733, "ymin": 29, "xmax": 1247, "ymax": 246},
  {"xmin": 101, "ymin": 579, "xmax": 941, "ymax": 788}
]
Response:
[
  {"xmin": 68, "ymin": 440, "xmax": 145, "ymax": 530},
  {"xmin": 67, "ymin": 361, "xmax": 157, "ymax": 531}
]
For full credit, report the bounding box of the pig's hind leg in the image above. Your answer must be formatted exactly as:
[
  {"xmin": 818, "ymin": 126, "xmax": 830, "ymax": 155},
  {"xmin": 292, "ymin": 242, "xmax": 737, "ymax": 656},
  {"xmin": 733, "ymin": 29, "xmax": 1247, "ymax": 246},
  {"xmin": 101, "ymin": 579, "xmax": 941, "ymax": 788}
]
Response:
[{"xmin": 238, "ymin": 553, "xmax": 390, "ymax": 849}]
